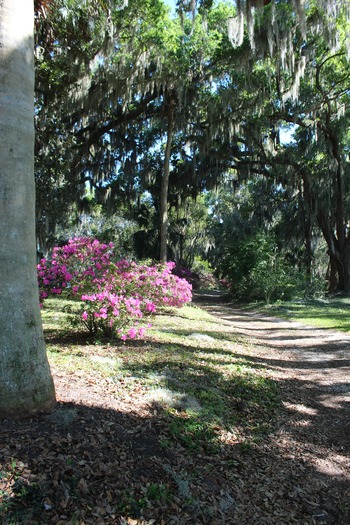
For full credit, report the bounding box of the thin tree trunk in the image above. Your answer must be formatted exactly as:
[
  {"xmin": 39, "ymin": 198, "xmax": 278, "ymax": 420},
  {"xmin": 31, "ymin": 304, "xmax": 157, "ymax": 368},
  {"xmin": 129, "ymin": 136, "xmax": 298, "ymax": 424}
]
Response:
[
  {"xmin": 0, "ymin": 0, "xmax": 55, "ymax": 417},
  {"xmin": 160, "ymin": 92, "xmax": 176, "ymax": 262},
  {"xmin": 299, "ymin": 181, "xmax": 312, "ymax": 275}
]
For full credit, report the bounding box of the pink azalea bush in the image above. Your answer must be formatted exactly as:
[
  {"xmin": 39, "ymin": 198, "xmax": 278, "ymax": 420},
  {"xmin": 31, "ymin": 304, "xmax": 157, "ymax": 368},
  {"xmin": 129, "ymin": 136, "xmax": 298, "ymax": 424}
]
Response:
[{"xmin": 38, "ymin": 237, "xmax": 192, "ymax": 339}]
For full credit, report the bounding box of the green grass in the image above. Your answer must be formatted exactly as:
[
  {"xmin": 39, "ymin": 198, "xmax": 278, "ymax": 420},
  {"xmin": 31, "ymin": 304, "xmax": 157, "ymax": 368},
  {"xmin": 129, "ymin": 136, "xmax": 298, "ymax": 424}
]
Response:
[
  {"xmin": 251, "ymin": 297, "xmax": 350, "ymax": 332},
  {"xmin": 42, "ymin": 298, "xmax": 281, "ymax": 454}
]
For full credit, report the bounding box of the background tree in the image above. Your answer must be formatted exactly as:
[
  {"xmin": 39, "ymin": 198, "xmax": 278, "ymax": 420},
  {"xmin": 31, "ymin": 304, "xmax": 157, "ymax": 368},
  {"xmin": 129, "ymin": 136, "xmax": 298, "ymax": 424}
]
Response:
[
  {"xmin": 33, "ymin": 0, "xmax": 350, "ymax": 296},
  {"xmin": 0, "ymin": 0, "xmax": 55, "ymax": 417},
  {"xmin": 34, "ymin": 1, "xmax": 236, "ymax": 260},
  {"xmin": 275, "ymin": 45, "xmax": 350, "ymax": 293},
  {"xmin": 208, "ymin": 177, "xmax": 326, "ymax": 300},
  {"xmin": 204, "ymin": 1, "xmax": 350, "ymax": 294}
]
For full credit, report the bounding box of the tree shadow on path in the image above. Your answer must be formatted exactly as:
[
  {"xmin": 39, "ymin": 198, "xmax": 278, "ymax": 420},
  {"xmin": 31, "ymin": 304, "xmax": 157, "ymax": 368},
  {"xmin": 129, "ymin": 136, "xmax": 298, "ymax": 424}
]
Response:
[{"xmin": 1, "ymin": 394, "xmax": 349, "ymax": 525}]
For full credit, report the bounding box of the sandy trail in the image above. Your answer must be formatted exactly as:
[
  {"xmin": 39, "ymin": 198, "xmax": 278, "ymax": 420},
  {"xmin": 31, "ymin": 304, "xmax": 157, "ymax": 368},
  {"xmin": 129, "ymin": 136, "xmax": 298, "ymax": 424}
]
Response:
[{"xmin": 194, "ymin": 292, "xmax": 350, "ymax": 484}]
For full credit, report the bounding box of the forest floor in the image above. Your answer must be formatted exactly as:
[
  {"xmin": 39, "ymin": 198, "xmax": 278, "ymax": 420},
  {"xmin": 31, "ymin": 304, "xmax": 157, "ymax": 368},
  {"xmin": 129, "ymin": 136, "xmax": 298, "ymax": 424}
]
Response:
[{"xmin": 1, "ymin": 292, "xmax": 350, "ymax": 525}]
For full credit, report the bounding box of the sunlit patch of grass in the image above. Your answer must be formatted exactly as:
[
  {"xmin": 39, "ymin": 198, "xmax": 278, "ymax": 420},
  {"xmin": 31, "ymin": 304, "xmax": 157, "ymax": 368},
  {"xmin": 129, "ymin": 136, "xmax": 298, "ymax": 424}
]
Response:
[
  {"xmin": 41, "ymin": 297, "xmax": 86, "ymax": 346},
  {"xmin": 253, "ymin": 298, "xmax": 350, "ymax": 332},
  {"xmin": 47, "ymin": 349, "xmax": 84, "ymax": 373},
  {"xmin": 47, "ymin": 343, "xmax": 124, "ymax": 377},
  {"xmin": 167, "ymin": 411, "xmax": 221, "ymax": 453}
]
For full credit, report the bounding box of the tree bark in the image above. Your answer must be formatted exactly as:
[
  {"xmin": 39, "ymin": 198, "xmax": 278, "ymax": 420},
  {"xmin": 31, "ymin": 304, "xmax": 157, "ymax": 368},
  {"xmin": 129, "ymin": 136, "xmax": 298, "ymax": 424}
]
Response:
[
  {"xmin": 0, "ymin": 0, "xmax": 56, "ymax": 417},
  {"xmin": 301, "ymin": 166, "xmax": 350, "ymax": 294}
]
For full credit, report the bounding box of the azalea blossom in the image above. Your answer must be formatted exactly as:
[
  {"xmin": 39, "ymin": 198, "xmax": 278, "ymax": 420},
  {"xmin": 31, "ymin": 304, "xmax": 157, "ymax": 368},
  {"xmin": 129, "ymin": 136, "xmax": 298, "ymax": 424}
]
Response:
[{"xmin": 38, "ymin": 237, "xmax": 192, "ymax": 340}]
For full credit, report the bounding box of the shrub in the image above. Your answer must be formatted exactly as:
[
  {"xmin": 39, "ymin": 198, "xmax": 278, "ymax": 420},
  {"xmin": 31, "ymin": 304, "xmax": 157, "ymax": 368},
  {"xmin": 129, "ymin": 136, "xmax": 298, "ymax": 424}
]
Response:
[
  {"xmin": 38, "ymin": 237, "xmax": 192, "ymax": 339},
  {"xmin": 221, "ymin": 231, "xmax": 321, "ymax": 302},
  {"xmin": 172, "ymin": 257, "xmax": 221, "ymax": 290}
]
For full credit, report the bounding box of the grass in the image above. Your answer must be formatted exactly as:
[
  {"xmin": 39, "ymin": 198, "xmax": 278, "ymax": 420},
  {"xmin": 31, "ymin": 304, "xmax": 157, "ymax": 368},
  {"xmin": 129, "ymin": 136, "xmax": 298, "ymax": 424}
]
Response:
[
  {"xmin": 249, "ymin": 297, "xmax": 350, "ymax": 332},
  {"xmin": 43, "ymin": 298, "xmax": 281, "ymax": 453}
]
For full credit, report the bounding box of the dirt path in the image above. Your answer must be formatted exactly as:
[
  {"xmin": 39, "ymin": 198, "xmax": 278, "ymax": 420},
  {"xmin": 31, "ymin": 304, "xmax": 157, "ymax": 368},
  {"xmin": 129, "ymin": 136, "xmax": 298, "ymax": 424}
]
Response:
[{"xmin": 193, "ymin": 292, "xmax": 350, "ymax": 522}]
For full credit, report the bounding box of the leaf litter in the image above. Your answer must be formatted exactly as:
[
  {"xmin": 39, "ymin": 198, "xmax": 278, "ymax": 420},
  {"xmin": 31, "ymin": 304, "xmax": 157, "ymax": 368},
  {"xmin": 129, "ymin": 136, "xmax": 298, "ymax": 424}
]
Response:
[{"xmin": 0, "ymin": 294, "xmax": 349, "ymax": 524}]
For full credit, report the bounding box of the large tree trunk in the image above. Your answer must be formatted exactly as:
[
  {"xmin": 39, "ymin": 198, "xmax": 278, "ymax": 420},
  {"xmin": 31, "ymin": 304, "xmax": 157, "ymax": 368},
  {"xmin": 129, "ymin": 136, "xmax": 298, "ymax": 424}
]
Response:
[
  {"xmin": 316, "ymin": 205, "xmax": 350, "ymax": 294},
  {"xmin": 326, "ymin": 242, "xmax": 350, "ymax": 294},
  {"xmin": 301, "ymin": 164, "xmax": 350, "ymax": 295},
  {"xmin": 0, "ymin": 0, "xmax": 56, "ymax": 417}
]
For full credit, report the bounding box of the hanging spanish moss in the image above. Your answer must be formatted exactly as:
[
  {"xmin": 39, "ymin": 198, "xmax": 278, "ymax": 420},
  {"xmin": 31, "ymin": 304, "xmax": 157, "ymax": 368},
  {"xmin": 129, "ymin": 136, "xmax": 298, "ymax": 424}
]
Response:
[{"xmin": 228, "ymin": 0, "xmax": 350, "ymax": 102}]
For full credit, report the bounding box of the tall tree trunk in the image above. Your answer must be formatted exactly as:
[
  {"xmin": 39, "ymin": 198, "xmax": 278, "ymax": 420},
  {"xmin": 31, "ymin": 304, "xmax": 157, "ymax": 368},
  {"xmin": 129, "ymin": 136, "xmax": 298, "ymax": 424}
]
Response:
[
  {"xmin": 317, "ymin": 207, "xmax": 350, "ymax": 293},
  {"xmin": 314, "ymin": 68, "xmax": 350, "ymax": 293},
  {"xmin": 0, "ymin": 0, "xmax": 56, "ymax": 417},
  {"xmin": 299, "ymin": 181, "xmax": 312, "ymax": 275},
  {"xmin": 300, "ymin": 165, "xmax": 350, "ymax": 294},
  {"xmin": 159, "ymin": 91, "xmax": 176, "ymax": 262}
]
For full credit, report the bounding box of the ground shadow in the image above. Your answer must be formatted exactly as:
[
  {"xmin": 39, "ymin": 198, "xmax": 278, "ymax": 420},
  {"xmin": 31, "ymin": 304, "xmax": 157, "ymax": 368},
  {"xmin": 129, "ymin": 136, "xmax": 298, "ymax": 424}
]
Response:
[
  {"xmin": 0, "ymin": 388, "xmax": 349, "ymax": 525},
  {"xmin": 2, "ymin": 296, "xmax": 349, "ymax": 523}
]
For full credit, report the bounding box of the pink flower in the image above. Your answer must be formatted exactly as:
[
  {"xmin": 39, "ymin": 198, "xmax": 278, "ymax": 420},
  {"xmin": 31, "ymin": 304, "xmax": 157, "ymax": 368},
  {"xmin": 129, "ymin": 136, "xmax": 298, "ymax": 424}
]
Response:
[
  {"xmin": 145, "ymin": 301, "xmax": 156, "ymax": 313},
  {"xmin": 127, "ymin": 327, "xmax": 137, "ymax": 339},
  {"xmin": 99, "ymin": 307, "xmax": 108, "ymax": 319},
  {"xmin": 37, "ymin": 238, "xmax": 192, "ymax": 338}
]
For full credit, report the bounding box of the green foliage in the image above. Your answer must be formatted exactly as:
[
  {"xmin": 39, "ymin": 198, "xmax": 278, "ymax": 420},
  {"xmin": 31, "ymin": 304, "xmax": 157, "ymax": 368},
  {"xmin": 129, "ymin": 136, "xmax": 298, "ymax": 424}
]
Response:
[
  {"xmin": 33, "ymin": 0, "xmax": 350, "ymax": 293},
  {"xmin": 222, "ymin": 231, "xmax": 319, "ymax": 302},
  {"xmin": 56, "ymin": 203, "xmax": 137, "ymax": 259},
  {"xmin": 168, "ymin": 195, "xmax": 214, "ymax": 267},
  {"xmin": 168, "ymin": 414, "xmax": 220, "ymax": 453},
  {"xmin": 145, "ymin": 482, "xmax": 172, "ymax": 502},
  {"xmin": 191, "ymin": 256, "xmax": 219, "ymax": 289},
  {"xmin": 208, "ymin": 175, "xmax": 329, "ymax": 301}
]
